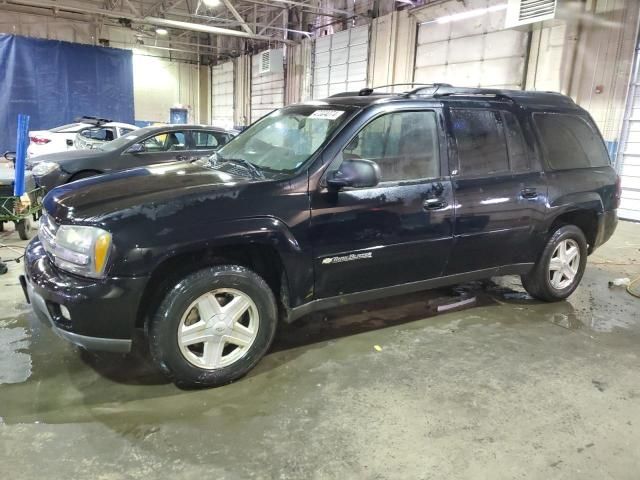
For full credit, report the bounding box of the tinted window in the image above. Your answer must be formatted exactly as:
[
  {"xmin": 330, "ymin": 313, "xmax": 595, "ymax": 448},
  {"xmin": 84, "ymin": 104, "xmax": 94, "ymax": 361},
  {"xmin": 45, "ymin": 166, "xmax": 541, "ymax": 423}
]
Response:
[
  {"xmin": 141, "ymin": 131, "xmax": 187, "ymax": 152},
  {"xmin": 343, "ymin": 111, "xmax": 440, "ymax": 182},
  {"xmin": 119, "ymin": 128, "xmax": 135, "ymax": 136},
  {"xmin": 81, "ymin": 127, "xmax": 116, "ymax": 141},
  {"xmin": 534, "ymin": 113, "xmax": 609, "ymax": 169},
  {"xmin": 450, "ymin": 109, "xmax": 509, "ymax": 176},
  {"xmin": 193, "ymin": 131, "xmax": 223, "ymax": 149},
  {"xmin": 502, "ymin": 112, "xmax": 529, "ymax": 171}
]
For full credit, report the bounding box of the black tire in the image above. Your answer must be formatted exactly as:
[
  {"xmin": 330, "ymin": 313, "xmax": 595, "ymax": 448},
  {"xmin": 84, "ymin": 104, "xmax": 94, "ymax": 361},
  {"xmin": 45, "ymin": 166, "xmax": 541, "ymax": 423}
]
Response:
[
  {"xmin": 521, "ymin": 225, "xmax": 588, "ymax": 302},
  {"xmin": 0, "ymin": 221, "xmax": 4, "ymax": 232},
  {"xmin": 148, "ymin": 265, "xmax": 278, "ymax": 388},
  {"xmin": 16, "ymin": 217, "xmax": 34, "ymax": 240}
]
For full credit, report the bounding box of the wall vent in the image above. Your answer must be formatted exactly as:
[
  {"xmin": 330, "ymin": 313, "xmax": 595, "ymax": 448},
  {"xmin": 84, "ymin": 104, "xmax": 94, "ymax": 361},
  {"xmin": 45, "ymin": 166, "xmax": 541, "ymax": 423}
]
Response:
[
  {"xmin": 258, "ymin": 49, "xmax": 283, "ymax": 75},
  {"xmin": 505, "ymin": 0, "xmax": 558, "ymax": 28}
]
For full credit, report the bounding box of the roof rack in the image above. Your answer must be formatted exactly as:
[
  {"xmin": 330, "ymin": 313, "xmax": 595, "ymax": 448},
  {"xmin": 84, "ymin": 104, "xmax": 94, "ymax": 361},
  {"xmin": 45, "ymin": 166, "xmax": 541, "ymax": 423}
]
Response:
[
  {"xmin": 328, "ymin": 83, "xmax": 450, "ymax": 98},
  {"xmin": 407, "ymin": 84, "xmax": 515, "ymax": 101},
  {"xmin": 328, "ymin": 84, "xmax": 576, "ymax": 107},
  {"xmin": 405, "ymin": 84, "xmax": 575, "ymax": 106}
]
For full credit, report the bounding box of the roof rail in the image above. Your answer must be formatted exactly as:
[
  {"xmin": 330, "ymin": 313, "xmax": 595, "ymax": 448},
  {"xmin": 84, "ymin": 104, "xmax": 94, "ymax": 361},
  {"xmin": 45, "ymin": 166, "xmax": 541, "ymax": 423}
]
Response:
[
  {"xmin": 406, "ymin": 84, "xmax": 576, "ymax": 106},
  {"xmin": 407, "ymin": 84, "xmax": 514, "ymax": 101},
  {"xmin": 329, "ymin": 83, "xmax": 450, "ymax": 98}
]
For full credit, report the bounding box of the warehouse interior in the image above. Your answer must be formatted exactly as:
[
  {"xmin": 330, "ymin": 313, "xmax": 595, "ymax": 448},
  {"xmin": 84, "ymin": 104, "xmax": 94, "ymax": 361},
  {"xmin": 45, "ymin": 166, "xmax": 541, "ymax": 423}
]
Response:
[{"xmin": 1, "ymin": 0, "xmax": 640, "ymax": 478}]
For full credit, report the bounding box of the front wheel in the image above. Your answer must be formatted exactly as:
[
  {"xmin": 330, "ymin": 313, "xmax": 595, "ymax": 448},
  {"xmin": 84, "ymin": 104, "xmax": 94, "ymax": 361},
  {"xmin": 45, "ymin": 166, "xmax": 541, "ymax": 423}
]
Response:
[
  {"xmin": 521, "ymin": 225, "xmax": 588, "ymax": 302},
  {"xmin": 148, "ymin": 265, "xmax": 278, "ymax": 388},
  {"xmin": 16, "ymin": 216, "xmax": 34, "ymax": 240}
]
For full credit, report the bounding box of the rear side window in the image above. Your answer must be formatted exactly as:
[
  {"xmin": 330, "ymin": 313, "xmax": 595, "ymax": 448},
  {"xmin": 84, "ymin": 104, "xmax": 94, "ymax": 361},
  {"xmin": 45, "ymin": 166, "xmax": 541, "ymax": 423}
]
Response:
[
  {"xmin": 450, "ymin": 109, "xmax": 509, "ymax": 176},
  {"xmin": 533, "ymin": 113, "xmax": 609, "ymax": 169},
  {"xmin": 192, "ymin": 131, "xmax": 220, "ymax": 149}
]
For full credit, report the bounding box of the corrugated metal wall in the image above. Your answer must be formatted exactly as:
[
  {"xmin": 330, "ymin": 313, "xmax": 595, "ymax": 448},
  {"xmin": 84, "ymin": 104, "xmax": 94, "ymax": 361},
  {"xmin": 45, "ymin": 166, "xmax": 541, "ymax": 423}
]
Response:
[
  {"xmin": 211, "ymin": 61, "xmax": 235, "ymax": 130},
  {"xmin": 286, "ymin": 38, "xmax": 313, "ymax": 104},
  {"xmin": 311, "ymin": 25, "xmax": 369, "ymax": 99},
  {"xmin": 250, "ymin": 49, "xmax": 285, "ymax": 123},
  {"xmin": 368, "ymin": 10, "xmax": 416, "ymax": 90},
  {"xmin": 413, "ymin": 0, "xmax": 528, "ymax": 89}
]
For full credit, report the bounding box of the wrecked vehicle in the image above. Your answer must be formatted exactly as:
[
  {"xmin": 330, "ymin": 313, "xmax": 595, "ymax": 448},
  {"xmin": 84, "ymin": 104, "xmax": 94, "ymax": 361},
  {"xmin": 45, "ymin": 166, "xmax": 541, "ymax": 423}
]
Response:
[{"xmin": 21, "ymin": 84, "xmax": 619, "ymax": 387}]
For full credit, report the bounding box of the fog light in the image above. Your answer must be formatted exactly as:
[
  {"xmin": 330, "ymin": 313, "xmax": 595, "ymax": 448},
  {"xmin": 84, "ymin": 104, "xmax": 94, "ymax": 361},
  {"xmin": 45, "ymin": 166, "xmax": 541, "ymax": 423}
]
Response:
[{"xmin": 60, "ymin": 305, "xmax": 71, "ymax": 320}]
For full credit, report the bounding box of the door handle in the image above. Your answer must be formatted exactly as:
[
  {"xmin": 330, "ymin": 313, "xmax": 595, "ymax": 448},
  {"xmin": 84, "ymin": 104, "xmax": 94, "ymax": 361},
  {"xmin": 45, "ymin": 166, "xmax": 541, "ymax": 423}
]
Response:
[
  {"xmin": 423, "ymin": 198, "xmax": 447, "ymax": 210},
  {"xmin": 176, "ymin": 154, "xmax": 189, "ymax": 161},
  {"xmin": 521, "ymin": 187, "xmax": 538, "ymax": 199}
]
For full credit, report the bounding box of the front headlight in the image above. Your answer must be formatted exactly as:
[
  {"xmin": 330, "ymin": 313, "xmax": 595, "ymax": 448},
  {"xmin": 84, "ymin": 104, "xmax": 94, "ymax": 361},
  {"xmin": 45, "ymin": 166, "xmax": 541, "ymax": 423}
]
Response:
[
  {"xmin": 53, "ymin": 225, "xmax": 112, "ymax": 278},
  {"xmin": 32, "ymin": 161, "xmax": 60, "ymax": 176}
]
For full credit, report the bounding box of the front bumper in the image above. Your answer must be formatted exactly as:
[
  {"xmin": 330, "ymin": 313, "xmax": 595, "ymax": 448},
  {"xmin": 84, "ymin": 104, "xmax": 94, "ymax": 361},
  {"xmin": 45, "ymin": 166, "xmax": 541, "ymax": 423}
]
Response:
[
  {"xmin": 33, "ymin": 168, "xmax": 71, "ymax": 192},
  {"xmin": 22, "ymin": 238, "xmax": 148, "ymax": 352}
]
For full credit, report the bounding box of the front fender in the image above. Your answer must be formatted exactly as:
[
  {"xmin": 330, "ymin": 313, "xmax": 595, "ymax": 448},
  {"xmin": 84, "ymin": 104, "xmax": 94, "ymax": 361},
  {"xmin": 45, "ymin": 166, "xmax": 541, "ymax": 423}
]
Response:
[{"xmin": 112, "ymin": 216, "xmax": 304, "ymax": 276}]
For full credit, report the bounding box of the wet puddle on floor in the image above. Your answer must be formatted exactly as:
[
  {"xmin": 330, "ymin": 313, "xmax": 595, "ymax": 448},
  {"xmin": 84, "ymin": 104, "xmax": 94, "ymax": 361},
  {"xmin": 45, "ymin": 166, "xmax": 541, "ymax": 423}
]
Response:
[{"xmin": 0, "ymin": 274, "xmax": 637, "ymax": 427}]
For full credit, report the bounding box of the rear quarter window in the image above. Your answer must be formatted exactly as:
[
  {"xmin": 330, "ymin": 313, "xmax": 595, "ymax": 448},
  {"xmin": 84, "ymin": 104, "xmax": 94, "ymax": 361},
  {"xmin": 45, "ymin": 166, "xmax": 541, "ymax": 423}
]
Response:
[{"xmin": 533, "ymin": 113, "xmax": 609, "ymax": 169}]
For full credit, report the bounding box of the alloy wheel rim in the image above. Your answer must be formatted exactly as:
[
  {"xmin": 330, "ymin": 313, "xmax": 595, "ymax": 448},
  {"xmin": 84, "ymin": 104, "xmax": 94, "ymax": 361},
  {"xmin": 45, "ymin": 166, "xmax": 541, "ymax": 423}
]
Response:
[
  {"xmin": 177, "ymin": 288, "xmax": 259, "ymax": 369},
  {"xmin": 548, "ymin": 239, "xmax": 580, "ymax": 290}
]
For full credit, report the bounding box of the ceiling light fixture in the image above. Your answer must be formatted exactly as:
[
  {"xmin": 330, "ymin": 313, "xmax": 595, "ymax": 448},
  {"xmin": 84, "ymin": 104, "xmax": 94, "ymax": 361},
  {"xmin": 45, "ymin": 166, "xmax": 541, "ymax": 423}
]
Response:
[
  {"xmin": 155, "ymin": 27, "xmax": 169, "ymax": 35},
  {"xmin": 202, "ymin": 0, "xmax": 221, "ymax": 7},
  {"xmin": 421, "ymin": 3, "xmax": 508, "ymax": 25}
]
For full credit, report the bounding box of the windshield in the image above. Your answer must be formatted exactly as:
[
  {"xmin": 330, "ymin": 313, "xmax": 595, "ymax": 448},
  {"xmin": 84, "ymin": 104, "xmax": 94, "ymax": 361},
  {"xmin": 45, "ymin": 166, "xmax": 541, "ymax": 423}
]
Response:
[
  {"xmin": 97, "ymin": 127, "xmax": 154, "ymax": 152},
  {"xmin": 215, "ymin": 105, "xmax": 352, "ymax": 174}
]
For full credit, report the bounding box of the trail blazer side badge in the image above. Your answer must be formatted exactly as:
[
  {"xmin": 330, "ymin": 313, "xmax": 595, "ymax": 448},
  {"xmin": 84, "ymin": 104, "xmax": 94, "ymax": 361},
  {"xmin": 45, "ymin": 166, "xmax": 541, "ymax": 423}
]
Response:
[{"xmin": 322, "ymin": 252, "xmax": 373, "ymax": 265}]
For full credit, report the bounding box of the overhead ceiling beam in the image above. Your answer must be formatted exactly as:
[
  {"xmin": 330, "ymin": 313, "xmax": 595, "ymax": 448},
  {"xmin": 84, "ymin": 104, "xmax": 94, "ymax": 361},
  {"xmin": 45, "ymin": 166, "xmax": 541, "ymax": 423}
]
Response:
[
  {"xmin": 147, "ymin": 16, "xmax": 294, "ymax": 43},
  {"xmin": 250, "ymin": 0, "xmax": 352, "ymax": 16},
  {"xmin": 220, "ymin": 0, "xmax": 253, "ymax": 34},
  {"xmin": 4, "ymin": 0, "xmax": 294, "ymax": 43},
  {"xmin": 238, "ymin": 0, "xmax": 348, "ymax": 19},
  {"xmin": 257, "ymin": 10, "xmax": 284, "ymax": 36},
  {"xmin": 122, "ymin": 0, "xmax": 141, "ymax": 17}
]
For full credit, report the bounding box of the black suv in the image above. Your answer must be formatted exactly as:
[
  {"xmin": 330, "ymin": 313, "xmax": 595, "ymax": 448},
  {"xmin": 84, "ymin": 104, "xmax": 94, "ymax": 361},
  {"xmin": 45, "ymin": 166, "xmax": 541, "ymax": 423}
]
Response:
[{"xmin": 22, "ymin": 85, "xmax": 620, "ymax": 387}]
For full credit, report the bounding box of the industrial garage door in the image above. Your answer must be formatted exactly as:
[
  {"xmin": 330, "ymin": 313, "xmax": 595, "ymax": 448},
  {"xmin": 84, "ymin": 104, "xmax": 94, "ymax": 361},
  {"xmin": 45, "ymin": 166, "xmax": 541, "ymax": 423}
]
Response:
[
  {"xmin": 616, "ymin": 41, "xmax": 640, "ymax": 221},
  {"xmin": 312, "ymin": 26, "xmax": 369, "ymax": 99},
  {"xmin": 251, "ymin": 49, "xmax": 284, "ymax": 123},
  {"xmin": 211, "ymin": 61, "xmax": 234, "ymax": 130},
  {"xmin": 414, "ymin": 8, "xmax": 528, "ymax": 89}
]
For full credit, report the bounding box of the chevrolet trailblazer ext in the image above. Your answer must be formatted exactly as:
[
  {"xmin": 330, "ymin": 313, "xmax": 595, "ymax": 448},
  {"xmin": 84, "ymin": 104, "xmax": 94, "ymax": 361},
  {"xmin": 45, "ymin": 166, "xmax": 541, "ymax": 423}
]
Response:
[{"xmin": 22, "ymin": 85, "xmax": 619, "ymax": 388}]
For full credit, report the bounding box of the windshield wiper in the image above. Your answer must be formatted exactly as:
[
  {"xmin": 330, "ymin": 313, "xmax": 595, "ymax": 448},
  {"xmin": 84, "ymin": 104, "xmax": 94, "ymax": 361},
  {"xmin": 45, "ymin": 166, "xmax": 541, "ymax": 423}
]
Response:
[{"xmin": 216, "ymin": 156, "xmax": 265, "ymax": 179}]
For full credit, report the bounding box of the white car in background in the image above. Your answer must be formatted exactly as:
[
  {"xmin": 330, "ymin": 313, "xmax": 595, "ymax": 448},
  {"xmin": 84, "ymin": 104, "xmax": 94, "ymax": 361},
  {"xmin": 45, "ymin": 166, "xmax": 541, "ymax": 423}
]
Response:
[{"xmin": 27, "ymin": 117, "xmax": 138, "ymax": 158}]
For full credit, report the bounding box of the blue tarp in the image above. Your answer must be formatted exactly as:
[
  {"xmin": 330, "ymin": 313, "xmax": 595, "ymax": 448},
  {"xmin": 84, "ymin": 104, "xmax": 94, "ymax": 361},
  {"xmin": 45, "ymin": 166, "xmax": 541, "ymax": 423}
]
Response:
[{"xmin": 0, "ymin": 34, "xmax": 134, "ymax": 153}]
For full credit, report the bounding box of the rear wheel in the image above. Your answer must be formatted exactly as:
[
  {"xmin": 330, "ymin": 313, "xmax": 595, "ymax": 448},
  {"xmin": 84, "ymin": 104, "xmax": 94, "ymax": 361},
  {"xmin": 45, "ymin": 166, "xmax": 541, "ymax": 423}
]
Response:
[
  {"xmin": 148, "ymin": 265, "xmax": 278, "ymax": 388},
  {"xmin": 16, "ymin": 216, "xmax": 34, "ymax": 240},
  {"xmin": 521, "ymin": 225, "xmax": 587, "ymax": 301}
]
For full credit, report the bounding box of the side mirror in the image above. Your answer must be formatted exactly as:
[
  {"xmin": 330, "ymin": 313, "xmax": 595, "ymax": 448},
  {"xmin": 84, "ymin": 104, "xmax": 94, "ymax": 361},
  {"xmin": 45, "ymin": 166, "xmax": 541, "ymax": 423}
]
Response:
[
  {"xmin": 326, "ymin": 158, "xmax": 380, "ymax": 190},
  {"xmin": 3, "ymin": 151, "xmax": 16, "ymax": 163},
  {"xmin": 126, "ymin": 143, "xmax": 145, "ymax": 154}
]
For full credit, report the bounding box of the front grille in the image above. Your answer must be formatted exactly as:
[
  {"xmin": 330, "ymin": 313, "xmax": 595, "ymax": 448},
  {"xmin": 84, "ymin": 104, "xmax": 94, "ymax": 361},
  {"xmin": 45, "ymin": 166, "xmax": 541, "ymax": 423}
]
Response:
[{"xmin": 39, "ymin": 212, "xmax": 58, "ymax": 259}]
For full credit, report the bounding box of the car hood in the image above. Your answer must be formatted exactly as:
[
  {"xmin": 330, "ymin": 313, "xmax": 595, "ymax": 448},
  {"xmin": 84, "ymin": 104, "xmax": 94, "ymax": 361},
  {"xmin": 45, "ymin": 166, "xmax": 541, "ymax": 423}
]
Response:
[{"xmin": 43, "ymin": 162, "xmax": 253, "ymax": 222}]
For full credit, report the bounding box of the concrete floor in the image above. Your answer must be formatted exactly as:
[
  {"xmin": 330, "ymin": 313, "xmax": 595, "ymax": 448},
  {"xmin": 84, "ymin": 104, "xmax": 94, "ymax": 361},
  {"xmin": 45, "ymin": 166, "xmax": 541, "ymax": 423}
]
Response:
[{"xmin": 0, "ymin": 221, "xmax": 639, "ymax": 479}]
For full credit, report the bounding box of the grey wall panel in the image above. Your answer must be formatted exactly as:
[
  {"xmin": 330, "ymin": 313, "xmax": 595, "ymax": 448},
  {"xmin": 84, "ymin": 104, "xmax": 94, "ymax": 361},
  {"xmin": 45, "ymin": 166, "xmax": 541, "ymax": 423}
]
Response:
[
  {"xmin": 414, "ymin": 0, "xmax": 527, "ymax": 89},
  {"xmin": 311, "ymin": 25, "xmax": 369, "ymax": 99},
  {"xmin": 211, "ymin": 61, "xmax": 234, "ymax": 129},
  {"xmin": 251, "ymin": 50, "xmax": 284, "ymax": 123}
]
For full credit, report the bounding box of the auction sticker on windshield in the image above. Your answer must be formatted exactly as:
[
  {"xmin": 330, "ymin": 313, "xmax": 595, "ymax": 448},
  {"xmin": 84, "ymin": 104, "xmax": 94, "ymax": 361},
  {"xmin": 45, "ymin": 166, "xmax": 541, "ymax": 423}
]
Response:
[{"xmin": 309, "ymin": 110, "xmax": 345, "ymax": 120}]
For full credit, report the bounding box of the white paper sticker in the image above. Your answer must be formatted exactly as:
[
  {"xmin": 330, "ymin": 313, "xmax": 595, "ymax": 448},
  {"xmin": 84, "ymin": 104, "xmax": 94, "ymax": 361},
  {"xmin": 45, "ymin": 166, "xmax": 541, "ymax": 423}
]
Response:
[{"xmin": 309, "ymin": 110, "xmax": 345, "ymax": 120}]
